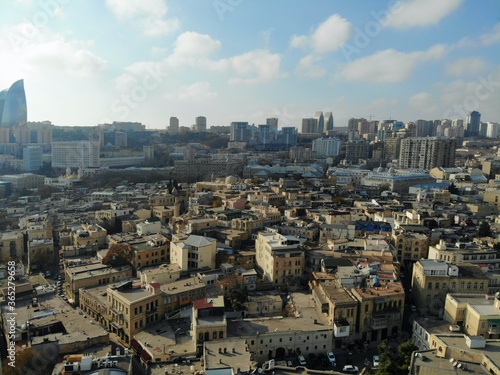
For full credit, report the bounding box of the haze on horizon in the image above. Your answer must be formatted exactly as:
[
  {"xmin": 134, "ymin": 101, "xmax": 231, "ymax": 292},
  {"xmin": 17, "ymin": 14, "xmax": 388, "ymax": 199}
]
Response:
[{"xmin": 0, "ymin": 0, "xmax": 499, "ymax": 129}]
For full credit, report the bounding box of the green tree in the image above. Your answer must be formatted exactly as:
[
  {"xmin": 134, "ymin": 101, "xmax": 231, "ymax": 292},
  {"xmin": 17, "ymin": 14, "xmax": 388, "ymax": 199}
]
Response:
[
  {"xmin": 376, "ymin": 340, "xmax": 418, "ymax": 375},
  {"xmin": 447, "ymin": 182, "xmax": 459, "ymax": 195},
  {"xmin": 478, "ymin": 221, "xmax": 493, "ymax": 237}
]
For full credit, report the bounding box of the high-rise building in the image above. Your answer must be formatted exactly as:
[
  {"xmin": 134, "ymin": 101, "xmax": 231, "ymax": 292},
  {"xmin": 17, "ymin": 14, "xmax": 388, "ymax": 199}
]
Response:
[
  {"xmin": 324, "ymin": 112, "xmax": 334, "ymax": 133},
  {"xmin": 169, "ymin": 117, "xmax": 179, "ymax": 134},
  {"xmin": 230, "ymin": 122, "xmax": 249, "ymax": 142},
  {"xmin": 346, "ymin": 140, "xmax": 370, "ymax": 164},
  {"xmin": 114, "ymin": 131, "xmax": 127, "ymax": 148},
  {"xmin": 399, "ymin": 137, "xmax": 456, "ymax": 170},
  {"xmin": 266, "ymin": 117, "xmax": 278, "ymax": 130},
  {"xmin": 13, "ymin": 124, "xmax": 30, "ymax": 144},
  {"xmin": 313, "ymin": 111, "xmax": 324, "ymax": 134},
  {"xmin": 195, "ymin": 116, "xmax": 207, "ymax": 133},
  {"xmin": 301, "ymin": 118, "xmax": 318, "ymax": 134},
  {"xmin": 23, "ymin": 145, "xmax": 42, "ymax": 171},
  {"xmin": 51, "ymin": 141, "xmax": 100, "ymax": 168},
  {"xmin": 0, "ymin": 79, "xmax": 27, "ymax": 127},
  {"xmin": 312, "ymin": 137, "xmax": 341, "ymax": 157},
  {"xmin": 465, "ymin": 111, "xmax": 481, "ymax": 137}
]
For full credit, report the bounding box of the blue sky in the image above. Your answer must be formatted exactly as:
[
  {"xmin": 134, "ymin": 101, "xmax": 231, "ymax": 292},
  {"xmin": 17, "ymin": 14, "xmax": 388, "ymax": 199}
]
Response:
[{"xmin": 0, "ymin": 0, "xmax": 499, "ymax": 129}]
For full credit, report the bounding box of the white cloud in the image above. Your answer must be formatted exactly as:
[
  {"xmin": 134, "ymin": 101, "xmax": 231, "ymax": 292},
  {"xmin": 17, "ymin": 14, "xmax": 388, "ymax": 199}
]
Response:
[
  {"xmin": 228, "ymin": 49, "xmax": 282, "ymax": 85},
  {"xmin": 295, "ymin": 55, "xmax": 326, "ymax": 78},
  {"xmin": 480, "ymin": 23, "xmax": 500, "ymax": 46},
  {"xmin": 340, "ymin": 45, "xmax": 446, "ymax": 83},
  {"xmin": 289, "ymin": 35, "xmax": 308, "ymax": 49},
  {"xmin": 386, "ymin": 0, "xmax": 461, "ymax": 29},
  {"xmin": 445, "ymin": 58, "xmax": 488, "ymax": 76},
  {"xmin": 178, "ymin": 81, "xmax": 217, "ymax": 101},
  {"xmin": 290, "ymin": 13, "xmax": 352, "ymax": 54},
  {"xmin": 106, "ymin": 0, "xmax": 179, "ymax": 37},
  {"xmin": 0, "ymin": 25, "xmax": 106, "ymax": 77},
  {"xmin": 172, "ymin": 31, "xmax": 221, "ymax": 57}
]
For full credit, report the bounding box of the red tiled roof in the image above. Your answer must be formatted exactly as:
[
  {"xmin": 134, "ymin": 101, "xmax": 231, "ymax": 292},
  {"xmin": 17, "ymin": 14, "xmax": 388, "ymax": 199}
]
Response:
[{"xmin": 193, "ymin": 298, "xmax": 212, "ymax": 309}]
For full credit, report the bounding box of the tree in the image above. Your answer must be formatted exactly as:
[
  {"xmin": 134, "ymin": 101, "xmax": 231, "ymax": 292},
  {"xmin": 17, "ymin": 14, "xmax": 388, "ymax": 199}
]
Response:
[
  {"xmin": 376, "ymin": 339, "xmax": 418, "ymax": 375},
  {"xmin": 102, "ymin": 243, "xmax": 134, "ymax": 267},
  {"xmin": 447, "ymin": 182, "xmax": 459, "ymax": 195},
  {"xmin": 2, "ymin": 348, "xmax": 54, "ymax": 375},
  {"xmin": 216, "ymin": 273, "xmax": 248, "ymax": 311},
  {"xmin": 478, "ymin": 221, "xmax": 493, "ymax": 237}
]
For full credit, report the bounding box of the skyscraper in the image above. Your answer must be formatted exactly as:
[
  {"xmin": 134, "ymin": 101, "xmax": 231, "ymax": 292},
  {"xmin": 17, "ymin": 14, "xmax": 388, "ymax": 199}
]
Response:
[
  {"xmin": 195, "ymin": 116, "xmax": 207, "ymax": 132},
  {"xmin": 266, "ymin": 117, "xmax": 278, "ymax": 130},
  {"xmin": 313, "ymin": 111, "xmax": 324, "ymax": 134},
  {"xmin": 169, "ymin": 117, "xmax": 179, "ymax": 134},
  {"xmin": 0, "ymin": 79, "xmax": 27, "ymax": 127},
  {"xmin": 399, "ymin": 137, "xmax": 456, "ymax": 170},
  {"xmin": 324, "ymin": 112, "xmax": 334, "ymax": 133},
  {"xmin": 465, "ymin": 111, "xmax": 481, "ymax": 137}
]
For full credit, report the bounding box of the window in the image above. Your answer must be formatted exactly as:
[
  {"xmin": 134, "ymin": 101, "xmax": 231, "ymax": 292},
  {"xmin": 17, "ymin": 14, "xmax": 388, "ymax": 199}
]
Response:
[
  {"xmin": 428, "ymin": 282, "xmax": 432, "ymax": 289},
  {"xmin": 467, "ymin": 283, "xmax": 471, "ymax": 289},
  {"xmin": 435, "ymin": 283, "xmax": 440, "ymax": 289}
]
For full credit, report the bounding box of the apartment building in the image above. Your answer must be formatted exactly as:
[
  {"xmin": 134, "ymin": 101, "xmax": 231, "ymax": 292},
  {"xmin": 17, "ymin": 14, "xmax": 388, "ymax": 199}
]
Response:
[
  {"xmin": 428, "ymin": 240, "xmax": 500, "ymax": 270},
  {"xmin": 27, "ymin": 238, "xmax": 54, "ymax": 273},
  {"xmin": 350, "ymin": 279, "xmax": 405, "ymax": 343},
  {"xmin": 310, "ymin": 282, "xmax": 358, "ymax": 348},
  {"xmin": 411, "ymin": 259, "xmax": 489, "ymax": 314},
  {"xmin": 80, "ymin": 276, "xmax": 206, "ymax": 345},
  {"xmin": 108, "ymin": 232, "xmax": 169, "ymax": 269},
  {"xmin": 255, "ymin": 231, "xmax": 305, "ymax": 285},
  {"xmin": 170, "ymin": 234, "xmax": 217, "ymax": 271},
  {"xmin": 391, "ymin": 230, "xmax": 430, "ymax": 263},
  {"xmin": 0, "ymin": 231, "xmax": 24, "ymax": 260},
  {"xmin": 193, "ymin": 296, "xmax": 227, "ymax": 345},
  {"xmin": 139, "ymin": 263, "xmax": 182, "ymax": 285},
  {"xmin": 443, "ymin": 293, "xmax": 500, "ymax": 339},
  {"xmin": 64, "ymin": 261, "xmax": 133, "ymax": 305}
]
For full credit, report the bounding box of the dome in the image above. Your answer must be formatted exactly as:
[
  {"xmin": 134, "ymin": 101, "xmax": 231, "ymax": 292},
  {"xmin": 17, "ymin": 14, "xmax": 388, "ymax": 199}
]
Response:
[{"xmin": 225, "ymin": 175, "xmax": 239, "ymax": 184}]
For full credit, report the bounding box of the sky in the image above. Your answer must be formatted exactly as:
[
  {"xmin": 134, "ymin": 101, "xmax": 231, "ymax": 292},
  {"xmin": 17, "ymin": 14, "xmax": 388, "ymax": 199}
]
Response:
[{"xmin": 0, "ymin": 0, "xmax": 499, "ymax": 130}]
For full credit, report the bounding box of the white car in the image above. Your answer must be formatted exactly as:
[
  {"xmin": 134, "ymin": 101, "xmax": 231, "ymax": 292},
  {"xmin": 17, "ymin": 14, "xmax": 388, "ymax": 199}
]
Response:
[
  {"xmin": 297, "ymin": 355, "xmax": 307, "ymax": 366},
  {"xmin": 373, "ymin": 355, "xmax": 380, "ymax": 368},
  {"xmin": 327, "ymin": 351, "xmax": 336, "ymax": 365},
  {"xmin": 342, "ymin": 365, "xmax": 359, "ymax": 373}
]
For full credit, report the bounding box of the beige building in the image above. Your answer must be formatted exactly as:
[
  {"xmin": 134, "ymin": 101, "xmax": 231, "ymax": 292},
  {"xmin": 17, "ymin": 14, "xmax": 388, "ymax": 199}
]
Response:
[
  {"xmin": 255, "ymin": 231, "xmax": 305, "ymax": 285},
  {"xmin": 27, "ymin": 238, "xmax": 55, "ymax": 273},
  {"xmin": 351, "ymin": 280, "xmax": 405, "ymax": 343},
  {"xmin": 139, "ymin": 263, "xmax": 182, "ymax": 285},
  {"xmin": 428, "ymin": 240, "xmax": 500, "ymax": 270},
  {"xmin": 170, "ymin": 234, "xmax": 217, "ymax": 271},
  {"xmin": 64, "ymin": 261, "xmax": 133, "ymax": 305},
  {"xmin": 444, "ymin": 293, "xmax": 500, "ymax": 339},
  {"xmin": 80, "ymin": 276, "xmax": 206, "ymax": 345},
  {"xmin": 0, "ymin": 231, "xmax": 24, "ymax": 260},
  {"xmin": 310, "ymin": 282, "xmax": 358, "ymax": 347},
  {"xmin": 107, "ymin": 232, "xmax": 169, "ymax": 269},
  {"xmin": 244, "ymin": 294, "xmax": 283, "ymax": 318},
  {"xmin": 392, "ymin": 230, "xmax": 430, "ymax": 263},
  {"xmin": 193, "ymin": 296, "xmax": 227, "ymax": 346},
  {"xmin": 411, "ymin": 259, "xmax": 489, "ymax": 314}
]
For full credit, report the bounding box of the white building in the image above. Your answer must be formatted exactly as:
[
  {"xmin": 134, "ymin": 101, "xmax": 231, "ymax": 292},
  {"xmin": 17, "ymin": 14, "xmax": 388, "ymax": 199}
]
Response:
[
  {"xmin": 170, "ymin": 234, "xmax": 217, "ymax": 271},
  {"xmin": 51, "ymin": 141, "xmax": 99, "ymax": 168},
  {"xmin": 312, "ymin": 137, "xmax": 341, "ymax": 157}
]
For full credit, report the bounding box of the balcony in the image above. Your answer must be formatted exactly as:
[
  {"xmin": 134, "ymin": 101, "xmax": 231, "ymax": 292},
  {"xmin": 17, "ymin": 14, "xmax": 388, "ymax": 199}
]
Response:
[
  {"xmin": 487, "ymin": 319, "xmax": 500, "ymax": 335},
  {"xmin": 146, "ymin": 307, "xmax": 157, "ymax": 315},
  {"xmin": 371, "ymin": 316, "xmax": 388, "ymax": 330}
]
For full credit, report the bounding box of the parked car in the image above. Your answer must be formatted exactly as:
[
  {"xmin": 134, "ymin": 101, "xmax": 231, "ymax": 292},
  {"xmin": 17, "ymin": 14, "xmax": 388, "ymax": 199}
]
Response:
[
  {"xmin": 297, "ymin": 355, "xmax": 307, "ymax": 366},
  {"xmin": 327, "ymin": 351, "xmax": 336, "ymax": 365},
  {"xmin": 411, "ymin": 305, "xmax": 418, "ymax": 312},
  {"xmin": 373, "ymin": 355, "xmax": 380, "ymax": 368},
  {"xmin": 342, "ymin": 365, "xmax": 359, "ymax": 373}
]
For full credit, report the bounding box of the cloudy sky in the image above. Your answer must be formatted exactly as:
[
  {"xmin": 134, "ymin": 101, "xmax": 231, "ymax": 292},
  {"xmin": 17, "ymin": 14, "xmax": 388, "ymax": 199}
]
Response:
[{"xmin": 0, "ymin": 0, "xmax": 499, "ymax": 129}]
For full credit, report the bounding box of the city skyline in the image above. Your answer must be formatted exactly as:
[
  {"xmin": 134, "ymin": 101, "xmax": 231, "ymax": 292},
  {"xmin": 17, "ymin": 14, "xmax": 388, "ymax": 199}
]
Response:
[{"xmin": 0, "ymin": 0, "xmax": 499, "ymax": 129}]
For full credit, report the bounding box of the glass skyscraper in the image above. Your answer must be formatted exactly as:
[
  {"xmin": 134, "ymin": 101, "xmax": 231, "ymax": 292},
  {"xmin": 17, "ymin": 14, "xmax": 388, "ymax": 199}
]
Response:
[{"xmin": 0, "ymin": 79, "xmax": 27, "ymax": 127}]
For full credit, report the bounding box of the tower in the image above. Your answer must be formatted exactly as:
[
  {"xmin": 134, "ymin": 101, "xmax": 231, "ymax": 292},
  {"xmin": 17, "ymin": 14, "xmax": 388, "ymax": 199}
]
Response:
[{"xmin": 0, "ymin": 79, "xmax": 27, "ymax": 127}]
